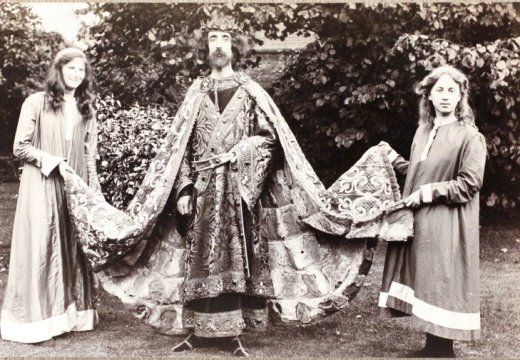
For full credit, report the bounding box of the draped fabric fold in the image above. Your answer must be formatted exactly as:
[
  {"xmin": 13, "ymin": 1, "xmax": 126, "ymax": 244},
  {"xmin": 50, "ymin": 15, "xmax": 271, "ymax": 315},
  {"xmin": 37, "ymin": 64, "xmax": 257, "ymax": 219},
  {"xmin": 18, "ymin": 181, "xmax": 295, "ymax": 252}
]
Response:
[{"xmin": 64, "ymin": 74, "xmax": 413, "ymax": 333}]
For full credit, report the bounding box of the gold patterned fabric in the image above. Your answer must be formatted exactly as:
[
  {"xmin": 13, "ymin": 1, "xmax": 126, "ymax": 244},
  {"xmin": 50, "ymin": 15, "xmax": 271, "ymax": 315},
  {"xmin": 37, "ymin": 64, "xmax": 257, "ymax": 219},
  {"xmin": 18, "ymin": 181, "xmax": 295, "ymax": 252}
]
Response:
[{"xmin": 64, "ymin": 72, "xmax": 413, "ymax": 334}]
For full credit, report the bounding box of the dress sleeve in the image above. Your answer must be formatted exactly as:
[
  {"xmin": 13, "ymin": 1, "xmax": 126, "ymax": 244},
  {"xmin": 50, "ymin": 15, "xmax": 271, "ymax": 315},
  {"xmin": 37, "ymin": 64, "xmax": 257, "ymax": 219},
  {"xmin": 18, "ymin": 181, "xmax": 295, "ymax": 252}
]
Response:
[
  {"xmin": 13, "ymin": 95, "xmax": 64, "ymax": 177},
  {"xmin": 381, "ymin": 141, "xmax": 409, "ymax": 175},
  {"xmin": 420, "ymin": 132, "xmax": 487, "ymax": 205},
  {"xmin": 392, "ymin": 155, "xmax": 409, "ymax": 176},
  {"xmin": 85, "ymin": 113, "xmax": 102, "ymax": 192}
]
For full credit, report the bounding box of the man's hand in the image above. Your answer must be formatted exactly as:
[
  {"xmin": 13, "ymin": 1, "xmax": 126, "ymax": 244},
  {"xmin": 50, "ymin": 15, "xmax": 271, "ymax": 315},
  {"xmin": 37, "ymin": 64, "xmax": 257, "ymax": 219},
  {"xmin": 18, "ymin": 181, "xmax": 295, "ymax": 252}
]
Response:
[
  {"xmin": 221, "ymin": 150, "xmax": 237, "ymax": 164},
  {"xmin": 404, "ymin": 190, "xmax": 421, "ymax": 209},
  {"xmin": 58, "ymin": 161, "xmax": 75, "ymax": 180},
  {"xmin": 177, "ymin": 195, "xmax": 193, "ymax": 215}
]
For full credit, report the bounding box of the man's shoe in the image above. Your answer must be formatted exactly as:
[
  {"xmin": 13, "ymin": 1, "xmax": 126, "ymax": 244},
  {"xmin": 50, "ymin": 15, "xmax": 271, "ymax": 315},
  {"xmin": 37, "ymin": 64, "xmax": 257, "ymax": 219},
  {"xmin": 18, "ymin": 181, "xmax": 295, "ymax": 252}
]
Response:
[
  {"xmin": 230, "ymin": 336, "xmax": 250, "ymax": 357},
  {"xmin": 173, "ymin": 333, "xmax": 198, "ymax": 352}
]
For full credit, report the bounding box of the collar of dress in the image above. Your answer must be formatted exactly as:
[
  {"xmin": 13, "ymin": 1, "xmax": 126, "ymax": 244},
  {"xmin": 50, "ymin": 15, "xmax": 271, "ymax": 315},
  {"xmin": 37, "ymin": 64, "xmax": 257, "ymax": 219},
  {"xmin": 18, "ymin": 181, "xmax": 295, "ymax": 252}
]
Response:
[{"xmin": 433, "ymin": 117, "xmax": 458, "ymax": 127}]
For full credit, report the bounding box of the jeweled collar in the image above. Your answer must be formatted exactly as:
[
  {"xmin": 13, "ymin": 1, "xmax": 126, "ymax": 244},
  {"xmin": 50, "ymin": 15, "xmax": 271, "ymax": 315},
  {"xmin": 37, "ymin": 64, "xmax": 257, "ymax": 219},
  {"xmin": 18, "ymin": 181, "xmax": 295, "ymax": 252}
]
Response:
[{"xmin": 199, "ymin": 71, "xmax": 250, "ymax": 93}]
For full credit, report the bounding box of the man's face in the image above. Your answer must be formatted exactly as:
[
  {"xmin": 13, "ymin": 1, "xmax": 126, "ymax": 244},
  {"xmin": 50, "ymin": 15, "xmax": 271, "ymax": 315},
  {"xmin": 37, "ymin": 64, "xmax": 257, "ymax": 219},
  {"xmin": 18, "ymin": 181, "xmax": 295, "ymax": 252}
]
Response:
[{"xmin": 208, "ymin": 30, "xmax": 233, "ymax": 70}]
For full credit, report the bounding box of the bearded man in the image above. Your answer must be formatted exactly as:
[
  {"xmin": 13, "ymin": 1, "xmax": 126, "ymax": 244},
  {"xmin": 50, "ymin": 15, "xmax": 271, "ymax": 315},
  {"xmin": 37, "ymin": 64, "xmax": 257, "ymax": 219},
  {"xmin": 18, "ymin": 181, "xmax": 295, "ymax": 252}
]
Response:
[
  {"xmin": 64, "ymin": 15, "xmax": 413, "ymax": 358},
  {"xmin": 170, "ymin": 20, "xmax": 279, "ymax": 356}
]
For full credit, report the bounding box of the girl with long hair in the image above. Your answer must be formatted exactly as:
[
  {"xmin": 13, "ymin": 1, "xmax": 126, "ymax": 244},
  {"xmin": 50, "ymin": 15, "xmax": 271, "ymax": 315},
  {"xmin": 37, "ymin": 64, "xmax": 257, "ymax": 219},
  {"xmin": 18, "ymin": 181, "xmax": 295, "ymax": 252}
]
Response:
[
  {"xmin": 1, "ymin": 47, "xmax": 100, "ymax": 344},
  {"xmin": 380, "ymin": 66, "xmax": 487, "ymax": 357}
]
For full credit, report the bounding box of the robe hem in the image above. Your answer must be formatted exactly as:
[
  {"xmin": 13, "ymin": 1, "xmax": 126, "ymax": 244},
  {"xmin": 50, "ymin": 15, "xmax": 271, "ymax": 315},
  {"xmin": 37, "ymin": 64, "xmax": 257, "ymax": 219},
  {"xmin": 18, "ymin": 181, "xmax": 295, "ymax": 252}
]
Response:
[
  {"xmin": 379, "ymin": 281, "xmax": 481, "ymax": 341},
  {"xmin": 193, "ymin": 309, "xmax": 245, "ymax": 338},
  {"xmin": 0, "ymin": 304, "xmax": 97, "ymax": 343}
]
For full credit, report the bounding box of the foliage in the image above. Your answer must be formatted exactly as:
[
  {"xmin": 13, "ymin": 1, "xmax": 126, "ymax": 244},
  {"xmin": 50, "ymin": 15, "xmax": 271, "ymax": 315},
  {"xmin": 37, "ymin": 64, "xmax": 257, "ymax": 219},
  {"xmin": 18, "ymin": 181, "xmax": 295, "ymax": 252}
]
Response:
[
  {"xmin": 87, "ymin": 3, "xmax": 520, "ymax": 210},
  {"xmin": 0, "ymin": 3, "xmax": 64, "ymax": 155},
  {"xmin": 96, "ymin": 95, "xmax": 173, "ymax": 209},
  {"xmin": 386, "ymin": 34, "xmax": 520, "ymax": 209},
  {"xmin": 270, "ymin": 3, "xmax": 520, "ymax": 209},
  {"xmin": 83, "ymin": 3, "xmax": 316, "ymax": 109},
  {"xmin": 0, "ymin": 156, "xmax": 18, "ymax": 183}
]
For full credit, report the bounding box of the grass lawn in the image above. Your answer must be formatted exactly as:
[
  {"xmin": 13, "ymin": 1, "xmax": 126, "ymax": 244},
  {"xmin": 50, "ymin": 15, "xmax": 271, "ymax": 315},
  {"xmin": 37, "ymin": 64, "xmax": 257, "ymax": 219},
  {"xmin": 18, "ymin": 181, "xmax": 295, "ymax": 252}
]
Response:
[{"xmin": 0, "ymin": 181, "xmax": 519, "ymax": 357}]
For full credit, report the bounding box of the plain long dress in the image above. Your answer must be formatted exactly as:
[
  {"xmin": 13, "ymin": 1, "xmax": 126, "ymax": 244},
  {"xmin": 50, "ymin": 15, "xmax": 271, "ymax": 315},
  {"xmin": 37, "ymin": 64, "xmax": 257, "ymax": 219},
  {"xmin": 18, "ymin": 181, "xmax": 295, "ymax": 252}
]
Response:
[
  {"xmin": 1, "ymin": 92, "xmax": 99, "ymax": 343},
  {"xmin": 379, "ymin": 120, "xmax": 487, "ymax": 340}
]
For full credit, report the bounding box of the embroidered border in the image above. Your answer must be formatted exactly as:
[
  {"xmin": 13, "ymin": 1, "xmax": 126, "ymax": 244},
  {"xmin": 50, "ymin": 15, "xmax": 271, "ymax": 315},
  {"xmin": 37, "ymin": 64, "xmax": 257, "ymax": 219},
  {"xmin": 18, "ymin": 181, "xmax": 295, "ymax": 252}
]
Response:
[{"xmin": 193, "ymin": 309, "xmax": 245, "ymax": 338}]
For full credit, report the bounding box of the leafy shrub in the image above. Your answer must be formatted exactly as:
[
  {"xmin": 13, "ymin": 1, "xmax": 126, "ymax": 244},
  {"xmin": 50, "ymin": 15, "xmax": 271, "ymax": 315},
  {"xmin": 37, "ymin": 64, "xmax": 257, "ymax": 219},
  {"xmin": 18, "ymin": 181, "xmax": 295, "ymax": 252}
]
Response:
[
  {"xmin": 96, "ymin": 95, "xmax": 174, "ymax": 209},
  {"xmin": 0, "ymin": 3, "xmax": 63, "ymax": 155},
  {"xmin": 386, "ymin": 35, "xmax": 520, "ymax": 209},
  {"xmin": 0, "ymin": 156, "xmax": 19, "ymax": 183},
  {"xmin": 88, "ymin": 3, "xmax": 520, "ymax": 212},
  {"xmin": 270, "ymin": 3, "xmax": 520, "ymax": 211}
]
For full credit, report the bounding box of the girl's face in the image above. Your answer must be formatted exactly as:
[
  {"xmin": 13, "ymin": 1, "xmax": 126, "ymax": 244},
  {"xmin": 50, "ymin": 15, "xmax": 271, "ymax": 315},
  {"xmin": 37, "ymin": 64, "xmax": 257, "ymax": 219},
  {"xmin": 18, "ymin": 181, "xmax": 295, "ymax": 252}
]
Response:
[
  {"xmin": 428, "ymin": 73, "xmax": 462, "ymax": 116},
  {"xmin": 61, "ymin": 57, "xmax": 86, "ymax": 90}
]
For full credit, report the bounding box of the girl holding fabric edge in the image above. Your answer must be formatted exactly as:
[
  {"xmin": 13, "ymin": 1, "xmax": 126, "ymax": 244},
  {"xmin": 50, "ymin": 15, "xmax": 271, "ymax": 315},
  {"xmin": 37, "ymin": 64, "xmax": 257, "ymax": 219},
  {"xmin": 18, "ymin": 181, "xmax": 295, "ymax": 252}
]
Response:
[
  {"xmin": 380, "ymin": 65, "xmax": 487, "ymax": 357},
  {"xmin": 1, "ymin": 47, "xmax": 100, "ymax": 344}
]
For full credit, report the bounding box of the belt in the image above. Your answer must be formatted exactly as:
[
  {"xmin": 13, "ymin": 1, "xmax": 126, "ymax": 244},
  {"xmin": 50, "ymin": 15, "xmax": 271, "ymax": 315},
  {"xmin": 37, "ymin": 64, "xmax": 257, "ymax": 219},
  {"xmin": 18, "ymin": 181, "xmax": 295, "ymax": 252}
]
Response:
[{"xmin": 193, "ymin": 152, "xmax": 235, "ymax": 173}]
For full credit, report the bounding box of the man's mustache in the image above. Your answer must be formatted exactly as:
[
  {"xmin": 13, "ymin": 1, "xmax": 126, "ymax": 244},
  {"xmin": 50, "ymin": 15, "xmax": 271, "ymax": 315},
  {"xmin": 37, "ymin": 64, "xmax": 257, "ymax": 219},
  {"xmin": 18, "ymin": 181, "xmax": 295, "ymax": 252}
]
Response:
[{"xmin": 210, "ymin": 50, "xmax": 229, "ymax": 58}]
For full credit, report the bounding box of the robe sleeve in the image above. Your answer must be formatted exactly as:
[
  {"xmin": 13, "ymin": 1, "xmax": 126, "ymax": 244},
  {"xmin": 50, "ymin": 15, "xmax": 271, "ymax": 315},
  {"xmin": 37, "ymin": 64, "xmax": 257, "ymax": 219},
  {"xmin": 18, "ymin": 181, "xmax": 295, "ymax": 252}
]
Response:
[
  {"xmin": 173, "ymin": 141, "xmax": 194, "ymax": 201},
  {"xmin": 85, "ymin": 113, "xmax": 102, "ymax": 193},
  {"xmin": 232, "ymin": 104, "xmax": 278, "ymax": 209},
  {"xmin": 420, "ymin": 132, "xmax": 487, "ymax": 205},
  {"xmin": 13, "ymin": 95, "xmax": 64, "ymax": 177}
]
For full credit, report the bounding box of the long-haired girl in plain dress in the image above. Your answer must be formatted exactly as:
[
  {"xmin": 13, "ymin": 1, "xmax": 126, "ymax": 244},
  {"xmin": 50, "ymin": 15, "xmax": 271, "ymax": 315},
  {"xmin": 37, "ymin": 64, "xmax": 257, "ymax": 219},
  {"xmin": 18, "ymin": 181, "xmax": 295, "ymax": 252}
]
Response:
[
  {"xmin": 1, "ymin": 47, "xmax": 100, "ymax": 344},
  {"xmin": 380, "ymin": 66, "xmax": 487, "ymax": 357}
]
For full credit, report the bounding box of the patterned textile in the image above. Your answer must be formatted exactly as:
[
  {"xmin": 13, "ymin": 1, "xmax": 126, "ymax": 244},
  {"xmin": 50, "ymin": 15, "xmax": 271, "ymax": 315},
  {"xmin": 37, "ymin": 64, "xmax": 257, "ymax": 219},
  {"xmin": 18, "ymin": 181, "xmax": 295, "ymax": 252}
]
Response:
[
  {"xmin": 243, "ymin": 307, "xmax": 269, "ymax": 332},
  {"xmin": 64, "ymin": 72, "xmax": 413, "ymax": 333},
  {"xmin": 193, "ymin": 310, "xmax": 245, "ymax": 338},
  {"xmin": 178, "ymin": 81, "xmax": 278, "ymax": 303}
]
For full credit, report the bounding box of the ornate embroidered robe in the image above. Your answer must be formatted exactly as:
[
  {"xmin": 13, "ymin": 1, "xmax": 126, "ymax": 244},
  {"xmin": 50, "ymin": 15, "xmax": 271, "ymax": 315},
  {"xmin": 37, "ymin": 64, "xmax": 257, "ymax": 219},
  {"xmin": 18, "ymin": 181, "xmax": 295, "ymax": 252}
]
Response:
[
  {"xmin": 174, "ymin": 75, "xmax": 279, "ymax": 337},
  {"xmin": 64, "ymin": 72, "xmax": 414, "ymax": 336}
]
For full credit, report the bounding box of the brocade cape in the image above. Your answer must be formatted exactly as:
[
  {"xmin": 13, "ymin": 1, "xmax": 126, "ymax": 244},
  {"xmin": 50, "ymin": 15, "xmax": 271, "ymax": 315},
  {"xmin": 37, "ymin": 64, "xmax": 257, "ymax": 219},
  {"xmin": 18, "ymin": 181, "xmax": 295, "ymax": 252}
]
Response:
[{"xmin": 65, "ymin": 73, "xmax": 413, "ymax": 334}]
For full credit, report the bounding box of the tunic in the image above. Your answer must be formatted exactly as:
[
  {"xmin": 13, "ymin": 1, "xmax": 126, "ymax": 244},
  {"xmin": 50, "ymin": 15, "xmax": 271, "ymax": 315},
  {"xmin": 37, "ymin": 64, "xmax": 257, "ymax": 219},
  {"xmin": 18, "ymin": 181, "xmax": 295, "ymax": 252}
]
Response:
[
  {"xmin": 174, "ymin": 75, "xmax": 277, "ymax": 337},
  {"xmin": 0, "ymin": 92, "xmax": 99, "ymax": 343},
  {"xmin": 379, "ymin": 120, "xmax": 487, "ymax": 340}
]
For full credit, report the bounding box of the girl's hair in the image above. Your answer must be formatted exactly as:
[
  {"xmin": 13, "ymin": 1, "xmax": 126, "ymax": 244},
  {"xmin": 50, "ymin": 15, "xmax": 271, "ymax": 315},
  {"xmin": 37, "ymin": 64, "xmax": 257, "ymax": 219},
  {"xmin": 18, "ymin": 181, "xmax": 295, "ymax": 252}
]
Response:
[
  {"xmin": 44, "ymin": 47, "xmax": 94, "ymax": 120},
  {"xmin": 194, "ymin": 31, "xmax": 252, "ymax": 69},
  {"xmin": 415, "ymin": 65, "xmax": 474, "ymax": 127}
]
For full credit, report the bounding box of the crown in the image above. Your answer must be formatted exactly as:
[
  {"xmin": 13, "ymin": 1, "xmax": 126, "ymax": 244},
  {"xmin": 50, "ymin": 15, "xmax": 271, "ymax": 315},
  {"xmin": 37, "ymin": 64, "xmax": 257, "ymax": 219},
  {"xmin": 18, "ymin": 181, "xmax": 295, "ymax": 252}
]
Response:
[{"xmin": 200, "ymin": 16, "xmax": 243, "ymax": 34}]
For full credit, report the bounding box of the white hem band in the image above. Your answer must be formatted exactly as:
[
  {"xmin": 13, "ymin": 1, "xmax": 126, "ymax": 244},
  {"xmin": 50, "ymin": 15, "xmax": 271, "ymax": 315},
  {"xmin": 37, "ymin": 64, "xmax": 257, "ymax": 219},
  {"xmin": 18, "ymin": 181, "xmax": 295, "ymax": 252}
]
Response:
[
  {"xmin": 1, "ymin": 303, "xmax": 96, "ymax": 343},
  {"xmin": 379, "ymin": 282, "xmax": 480, "ymax": 331}
]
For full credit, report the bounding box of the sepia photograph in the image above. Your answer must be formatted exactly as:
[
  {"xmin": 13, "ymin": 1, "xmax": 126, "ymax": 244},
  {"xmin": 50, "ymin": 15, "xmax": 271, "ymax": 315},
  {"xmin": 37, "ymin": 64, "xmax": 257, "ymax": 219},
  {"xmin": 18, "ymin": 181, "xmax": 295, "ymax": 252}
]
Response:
[{"xmin": 0, "ymin": 1, "xmax": 519, "ymax": 358}]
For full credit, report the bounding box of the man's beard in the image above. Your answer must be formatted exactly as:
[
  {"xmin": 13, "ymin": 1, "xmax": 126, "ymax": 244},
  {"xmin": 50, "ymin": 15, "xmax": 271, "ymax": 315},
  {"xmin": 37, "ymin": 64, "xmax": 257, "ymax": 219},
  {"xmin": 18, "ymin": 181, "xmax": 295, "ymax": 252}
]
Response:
[{"xmin": 209, "ymin": 50, "xmax": 232, "ymax": 70}]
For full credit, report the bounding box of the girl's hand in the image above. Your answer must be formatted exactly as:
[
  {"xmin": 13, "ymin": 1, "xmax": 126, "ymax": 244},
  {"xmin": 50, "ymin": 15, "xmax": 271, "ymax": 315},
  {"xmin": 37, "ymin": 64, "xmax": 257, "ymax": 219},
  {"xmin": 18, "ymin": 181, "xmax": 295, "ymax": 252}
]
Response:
[
  {"xmin": 404, "ymin": 190, "xmax": 422, "ymax": 208},
  {"xmin": 58, "ymin": 161, "xmax": 75, "ymax": 180}
]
